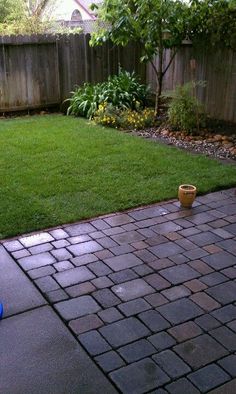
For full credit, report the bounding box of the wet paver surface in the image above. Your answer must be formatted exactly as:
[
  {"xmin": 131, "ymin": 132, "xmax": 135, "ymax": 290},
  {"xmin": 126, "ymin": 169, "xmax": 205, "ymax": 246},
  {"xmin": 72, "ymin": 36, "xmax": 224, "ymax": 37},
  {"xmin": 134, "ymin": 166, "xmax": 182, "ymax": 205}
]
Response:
[{"xmin": 1, "ymin": 188, "xmax": 236, "ymax": 393}]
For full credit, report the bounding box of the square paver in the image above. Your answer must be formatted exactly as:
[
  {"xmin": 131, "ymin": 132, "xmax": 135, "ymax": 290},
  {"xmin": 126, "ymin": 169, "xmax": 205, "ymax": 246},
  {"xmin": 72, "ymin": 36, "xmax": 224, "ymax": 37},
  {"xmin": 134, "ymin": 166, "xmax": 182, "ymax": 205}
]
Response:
[
  {"xmin": 95, "ymin": 351, "xmax": 125, "ymax": 372},
  {"xmin": 68, "ymin": 241, "xmax": 103, "ymax": 256},
  {"xmin": 118, "ymin": 339, "xmax": 156, "ymax": 363},
  {"xmin": 109, "ymin": 268, "xmax": 138, "ymax": 284},
  {"xmin": 54, "ymin": 266, "xmax": 95, "ymax": 287},
  {"xmin": 188, "ymin": 232, "xmax": 222, "ymax": 247},
  {"xmin": 165, "ymin": 377, "xmax": 200, "ymax": 394},
  {"xmin": 139, "ymin": 310, "xmax": 170, "ymax": 332},
  {"xmin": 105, "ymin": 254, "xmax": 143, "ymax": 272},
  {"xmin": 149, "ymin": 242, "xmax": 184, "ymax": 259},
  {"xmin": 144, "ymin": 273, "xmax": 171, "ymax": 291},
  {"xmin": 118, "ymin": 298, "xmax": 151, "ymax": 316},
  {"xmin": 18, "ymin": 252, "xmax": 56, "ymax": 271},
  {"xmin": 157, "ymin": 299, "xmax": 203, "ymax": 325},
  {"xmin": 153, "ymin": 350, "xmax": 191, "ymax": 378},
  {"xmin": 174, "ymin": 334, "xmax": 228, "ymax": 369},
  {"xmin": 148, "ymin": 332, "xmax": 176, "ymax": 351},
  {"xmin": 99, "ymin": 317, "xmax": 150, "ymax": 348},
  {"xmin": 78, "ymin": 330, "xmax": 111, "ymax": 355},
  {"xmin": 69, "ymin": 314, "xmax": 103, "ymax": 335},
  {"xmin": 218, "ymin": 355, "xmax": 236, "ymax": 377},
  {"xmin": 212, "ymin": 305, "xmax": 236, "ymax": 323},
  {"xmin": 93, "ymin": 289, "xmax": 121, "ymax": 308},
  {"xmin": 159, "ymin": 265, "xmax": 200, "ymax": 285},
  {"xmin": 210, "ymin": 326, "xmax": 236, "ymax": 351},
  {"xmin": 112, "ymin": 278, "xmax": 154, "ymax": 301},
  {"xmin": 206, "ymin": 281, "xmax": 236, "ymax": 305},
  {"xmin": 112, "ymin": 231, "xmax": 144, "ymax": 245},
  {"xmin": 55, "ymin": 296, "xmax": 100, "ymax": 320},
  {"xmin": 64, "ymin": 223, "xmax": 96, "ymax": 236},
  {"xmin": 188, "ymin": 364, "xmax": 230, "ymax": 393},
  {"xmin": 109, "ymin": 358, "xmax": 170, "ymax": 394},
  {"xmin": 202, "ymin": 251, "xmax": 236, "ymax": 270},
  {"xmin": 168, "ymin": 321, "xmax": 202, "ymax": 342}
]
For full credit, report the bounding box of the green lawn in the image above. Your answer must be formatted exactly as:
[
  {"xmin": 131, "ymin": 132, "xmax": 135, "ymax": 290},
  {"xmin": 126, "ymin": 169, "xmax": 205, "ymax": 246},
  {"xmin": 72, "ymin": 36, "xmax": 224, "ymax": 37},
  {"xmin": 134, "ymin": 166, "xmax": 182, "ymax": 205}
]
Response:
[{"xmin": 0, "ymin": 114, "xmax": 235, "ymax": 239}]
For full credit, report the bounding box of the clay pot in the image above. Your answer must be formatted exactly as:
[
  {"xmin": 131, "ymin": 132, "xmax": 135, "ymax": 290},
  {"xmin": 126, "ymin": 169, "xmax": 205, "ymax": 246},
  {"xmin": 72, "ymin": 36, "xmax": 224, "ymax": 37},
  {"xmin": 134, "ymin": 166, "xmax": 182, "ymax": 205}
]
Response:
[{"xmin": 178, "ymin": 184, "xmax": 197, "ymax": 208}]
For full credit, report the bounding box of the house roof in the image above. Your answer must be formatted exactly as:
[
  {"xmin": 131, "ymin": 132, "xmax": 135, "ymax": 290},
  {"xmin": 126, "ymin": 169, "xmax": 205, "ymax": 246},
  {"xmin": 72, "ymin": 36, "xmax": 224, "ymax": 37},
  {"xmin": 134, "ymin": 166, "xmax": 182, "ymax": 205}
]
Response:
[{"xmin": 75, "ymin": 0, "xmax": 101, "ymax": 20}]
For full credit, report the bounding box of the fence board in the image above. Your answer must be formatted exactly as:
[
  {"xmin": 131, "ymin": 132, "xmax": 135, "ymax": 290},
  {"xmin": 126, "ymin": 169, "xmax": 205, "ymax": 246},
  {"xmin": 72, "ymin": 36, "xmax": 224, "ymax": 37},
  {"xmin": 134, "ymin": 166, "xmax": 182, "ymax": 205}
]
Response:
[{"xmin": 147, "ymin": 45, "xmax": 236, "ymax": 122}]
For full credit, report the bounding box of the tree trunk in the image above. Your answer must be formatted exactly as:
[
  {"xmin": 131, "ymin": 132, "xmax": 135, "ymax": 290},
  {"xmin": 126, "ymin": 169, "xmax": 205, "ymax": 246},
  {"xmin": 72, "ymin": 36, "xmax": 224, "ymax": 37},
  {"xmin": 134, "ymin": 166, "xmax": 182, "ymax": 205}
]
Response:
[{"xmin": 154, "ymin": 47, "xmax": 163, "ymax": 116}]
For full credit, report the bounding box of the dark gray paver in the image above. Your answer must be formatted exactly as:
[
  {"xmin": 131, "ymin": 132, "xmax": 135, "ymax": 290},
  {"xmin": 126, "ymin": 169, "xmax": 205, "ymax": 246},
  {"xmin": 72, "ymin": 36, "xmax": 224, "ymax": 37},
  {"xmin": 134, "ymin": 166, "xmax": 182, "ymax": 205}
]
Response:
[
  {"xmin": 139, "ymin": 310, "xmax": 170, "ymax": 332},
  {"xmin": 145, "ymin": 293, "xmax": 168, "ymax": 307},
  {"xmin": 132, "ymin": 263, "xmax": 154, "ymax": 276},
  {"xmin": 202, "ymin": 251, "xmax": 236, "ymax": 270},
  {"xmin": 98, "ymin": 307, "xmax": 123, "ymax": 323},
  {"xmin": 149, "ymin": 242, "xmax": 184, "ymax": 258},
  {"xmin": 0, "ymin": 306, "xmax": 117, "ymax": 394},
  {"xmin": 195, "ymin": 314, "xmax": 221, "ymax": 331},
  {"xmin": 165, "ymin": 377, "xmax": 200, "ymax": 394},
  {"xmin": 152, "ymin": 222, "xmax": 182, "ymax": 234},
  {"xmin": 218, "ymin": 355, "xmax": 236, "ymax": 377},
  {"xmin": 188, "ymin": 231, "xmax": 222, "ymax": 247},
  {"xmin": 35, "ymin": 276, "xmax": 60, "ymax": 293},
  {"xmin": 188, "ymin": 364, "xmax": 230, "ymax": 393},
  {"xmin": 210, "ymin": 326, "xmax": 236, "ymax": 351},
  {"xmin": 64, "ymin": 223, "xmax": 96, "ymax": 236},
  {"xmin": 174, "ymin": 334, "xmax": 228, "ymax": 369},
  {"xmin": 160, "ymin": 265, "xmax": 200, "ymax": 285},
  {"xmin": 212, "ymin": 305, "xmax": 236, "ymax": 323},
  {"xmin": 118, "ymin": 298, "xmax": 151, "ymax": 316},
  {"xmin": 78, "ymin": 330, "xmax": 111, "ymax": 355},
  {"xmin": 95, "ymin": 351, "xmax": 125, "ymax": 372},
  {"xmin": 157, "ymin": 299, "xmax": 203, "ymax": 325},
  {"xmin": 207, "ymin": 379, "xmax": 236, "ymax": 394},
  {"xmin": 104, "ymin": 214, "xmax": 134, "ymax": 227},
  {"xmin": 51, "ymin": 248, "xmax": 72, "ymax": 261},
  {"xmin": 93, "ymin": 288, "xmax": 121, "ymax": 308},
  {"xmin": 55, "ymin": 295, "xmax": 100, "ymax": 320},
  {"xmin": 29, "ymin": 242, "xmax": 53, "ymax": 254},
  {"xmin": 148, "ymin": 331, "xmax": 176, "ymax": 351},
  {"xmin": 54, "ymin": 266, "xmax": 95, "ymax": 287},
  {"xmin": 206, "ymin": 281, "xmax": 236, "ymax": 304},
  {"xmin": 28, "ymin": 265, "xmax": 56, "ymax": 279},
  {"xmin": 112, "ymin": 278, "xmax": 154, "ymax": 301},
  {"xmin": 68, "ymin": 240, "xmax": 103, "ymax": 256},
  {"xmin": 200, "ymin": 272, "xmax": 228, "ymax": 286},
  {"xmin": 112, "ymin": 231, "xmax": 144, "ymax": 244},
  {"xmin": 223, "ymin": 223, "xmax": 236, "ymax": 235},
  {"xmin": 18, "ymin": 252, "xmax": 56, "ymax": 270},
  {"xmin": 53, "ymin": 260, "xmax": 74, "ymax": 272},
  {"xmin": 105, "ymin": 253, "xmax": 143, "ymax": 271},
  {"xmin": 0, "ymin": 246, "xmax": 46, "ymax": 317},
  {"xmin": 153, "ymin": 350, "xmax": 191, "ymax": 378},
  {"xmin": 118, "ymin": 339, "xmax": 156, "ymax": 363},
  {"xmin": 88, "ymin": 261, "xmax": 112, "ymax": 276},
  {"xmin": 46, "ymin": 289, "xmax": 69, "ymax": 303},
  {"xmin": 109, "ymin": 268, "xmax": 138, "ymax": 284},
  {"xmin": 92, "ymin": 276, "xmax": 113, "ymax": 289},
  {"xmin": 99, "ymin": 317, "xmax": 150, "ymax": 347},
  {"xmin": 71, "ymin": 253, "xmax": 98, "ymax": 266},
  {"xmin": 109, "ymin": 358, "xmax": 170, "ymax": 394}
]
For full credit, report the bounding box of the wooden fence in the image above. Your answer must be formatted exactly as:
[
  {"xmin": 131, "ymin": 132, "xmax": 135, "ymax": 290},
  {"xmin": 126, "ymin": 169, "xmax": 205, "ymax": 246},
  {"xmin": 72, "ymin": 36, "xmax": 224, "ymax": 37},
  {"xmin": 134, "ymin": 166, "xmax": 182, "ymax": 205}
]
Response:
[
  {"xmin": 0, "ymin": 34, "xmax": 235, "ymax": 122},
  {"xmin": 0, "ymin": 34, "xmax": 145, "ymax": 112},
  {"xmin": 147, "ymin": 45, "xmax": 236, "ymax": 123}
]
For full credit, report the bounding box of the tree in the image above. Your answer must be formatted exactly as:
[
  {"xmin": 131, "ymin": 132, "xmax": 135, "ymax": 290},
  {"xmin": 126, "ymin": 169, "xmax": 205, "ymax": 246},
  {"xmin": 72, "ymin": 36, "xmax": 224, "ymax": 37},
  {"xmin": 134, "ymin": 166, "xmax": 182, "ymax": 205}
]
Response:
[
  {"xmin": 90, "ymin": 0, "xmax": 189, "ymax": 114},
  {"xmin": 0, "ymin": 0, "xmax": 26, "ymax": 23},
  {"xmin": 91, "ymin": 0, "xmax": 236, "ymax": 114}
]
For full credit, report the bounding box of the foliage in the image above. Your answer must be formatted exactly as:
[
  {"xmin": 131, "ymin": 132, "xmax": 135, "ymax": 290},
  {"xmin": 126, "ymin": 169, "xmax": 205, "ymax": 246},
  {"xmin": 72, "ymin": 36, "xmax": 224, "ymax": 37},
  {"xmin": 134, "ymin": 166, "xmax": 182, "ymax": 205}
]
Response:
[
  {"xmin": 67, "ymin": 69, "xmax": 149, "ymax": 119},
  {"xmin": 90, "ymin": 0, "xmax": 189, "ymax": 114},
  {"xmin": 188, "ymin": 0, "xmax": 236, "ymax": 50},
  {"xmin": 91, "ymin": 0, "xmax": 236, "ymax": 114},
  {"xmin": 93, "ymin": 102, "xmax": 155, "ymax": 130},
  {"xmin": 164, "ymin": 82, "xmax": 206, "ymax": 133}
]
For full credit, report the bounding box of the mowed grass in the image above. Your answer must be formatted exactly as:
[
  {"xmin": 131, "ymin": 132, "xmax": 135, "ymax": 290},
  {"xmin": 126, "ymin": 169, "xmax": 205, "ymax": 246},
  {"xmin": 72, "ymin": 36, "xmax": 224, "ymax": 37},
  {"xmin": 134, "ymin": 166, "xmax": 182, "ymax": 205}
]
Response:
[{"xmin": 0, "ymin": 114, "xmax": 235, "ymax": 239}]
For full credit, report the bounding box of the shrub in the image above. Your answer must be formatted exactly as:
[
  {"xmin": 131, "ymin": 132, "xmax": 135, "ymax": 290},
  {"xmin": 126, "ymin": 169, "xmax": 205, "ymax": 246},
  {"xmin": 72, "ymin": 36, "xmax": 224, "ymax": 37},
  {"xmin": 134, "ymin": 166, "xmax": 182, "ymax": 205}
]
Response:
[
  {"xmin": 164, "ymin": 82, "xmax": 206, "ymax": 133},
  {"xmin": 93, "ymin": 102, "xmax": 155, "ymax": 130},
  {"xmin": 67, "ymin": 68, "xmax": 149, "ymax": 119}
]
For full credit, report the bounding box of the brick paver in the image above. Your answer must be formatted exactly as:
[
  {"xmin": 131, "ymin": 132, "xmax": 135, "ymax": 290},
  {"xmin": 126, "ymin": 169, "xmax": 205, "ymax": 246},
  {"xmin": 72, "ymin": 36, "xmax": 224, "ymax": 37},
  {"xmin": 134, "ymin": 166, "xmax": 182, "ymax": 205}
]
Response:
[{"xmin": 2, "ymin": 188, "xmax": 236, "ymax": 393}]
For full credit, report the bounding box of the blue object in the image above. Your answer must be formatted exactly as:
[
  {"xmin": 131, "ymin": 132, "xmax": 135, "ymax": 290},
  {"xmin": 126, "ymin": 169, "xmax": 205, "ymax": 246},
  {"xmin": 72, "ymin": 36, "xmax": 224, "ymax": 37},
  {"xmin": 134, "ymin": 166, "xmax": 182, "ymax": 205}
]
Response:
[{"xmin": 0, "ymin": 303, "xmax": 3, "ymax": 320}]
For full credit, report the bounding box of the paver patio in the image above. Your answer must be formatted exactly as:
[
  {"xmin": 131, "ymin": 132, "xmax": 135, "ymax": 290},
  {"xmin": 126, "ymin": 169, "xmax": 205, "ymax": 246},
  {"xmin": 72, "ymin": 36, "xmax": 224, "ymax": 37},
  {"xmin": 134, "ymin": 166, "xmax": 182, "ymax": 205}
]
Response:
[{"xmin": 1, "ymin": 188, "xmax": 236, "ymax": 393}]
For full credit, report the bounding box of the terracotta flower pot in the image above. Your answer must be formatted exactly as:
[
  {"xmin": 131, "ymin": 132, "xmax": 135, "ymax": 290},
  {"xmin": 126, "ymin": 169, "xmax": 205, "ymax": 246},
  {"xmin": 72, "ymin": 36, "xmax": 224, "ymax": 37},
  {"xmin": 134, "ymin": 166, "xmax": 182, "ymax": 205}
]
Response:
[{"xmin": 178, "ymin": 184, "xmax": 197, "ymax": 208}]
